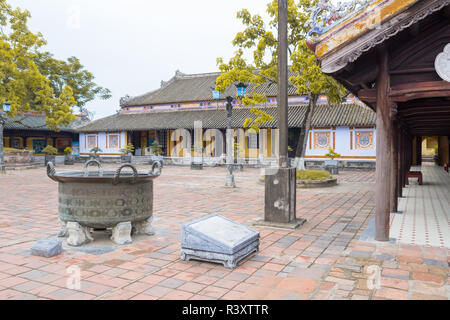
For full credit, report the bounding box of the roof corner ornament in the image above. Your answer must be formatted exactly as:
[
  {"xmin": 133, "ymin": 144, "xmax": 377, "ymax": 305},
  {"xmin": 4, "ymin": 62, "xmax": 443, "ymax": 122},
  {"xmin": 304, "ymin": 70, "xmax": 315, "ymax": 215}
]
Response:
[
  {"xmin": 306, "ymin": 0, "xmax": 370, "ymax": 51},
  {"xmin": 435, "ymin": 43, "xmax": 450, "ymax": 82},
  {"xmin": 175, "ymin": 70, "xmax": 185, "ymax": 77},
  {"xmin": 160, "ymin": 80, "xmax": 167, "ymax": 87},
  {"xmin": 120, "ymin": 94, "xmax": 131, "ymax": 106}
]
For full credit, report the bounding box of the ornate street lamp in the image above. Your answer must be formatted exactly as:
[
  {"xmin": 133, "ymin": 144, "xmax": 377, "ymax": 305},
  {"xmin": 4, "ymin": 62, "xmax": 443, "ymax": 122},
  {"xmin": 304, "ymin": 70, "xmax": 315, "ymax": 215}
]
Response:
[
  {"xmin": 220, "ymin": 83, "xmax": 247, "ymax": 187},
  {"xmin": 0, "ymin": 101, "xmax": 11, "ymax": 173},
  {"xmin": 236, "ymin": 82, "xmax": 248, "ymax": 98}
]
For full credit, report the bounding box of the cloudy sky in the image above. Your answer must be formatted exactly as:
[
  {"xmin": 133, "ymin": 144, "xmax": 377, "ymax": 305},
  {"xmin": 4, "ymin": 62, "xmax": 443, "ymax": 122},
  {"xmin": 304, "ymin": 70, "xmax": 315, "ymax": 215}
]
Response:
[{"xmin": 9, "ymin": 0, "xmax": 271, "ymax": 119}]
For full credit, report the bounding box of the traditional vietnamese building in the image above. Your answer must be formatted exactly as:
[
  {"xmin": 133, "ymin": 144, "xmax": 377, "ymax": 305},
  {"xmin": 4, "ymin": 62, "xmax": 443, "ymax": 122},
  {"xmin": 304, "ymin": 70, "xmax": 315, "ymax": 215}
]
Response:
[
  {"xmin": 307, "ymin": 0, "xmax": 450, "ymax": 244},
  {"xmin": 76, "ymin": 71, "xmax": 377, "ymax": 167},
  {"xmin": 3, "ymin": 114, "xmax": 88, "ymax": 155}
]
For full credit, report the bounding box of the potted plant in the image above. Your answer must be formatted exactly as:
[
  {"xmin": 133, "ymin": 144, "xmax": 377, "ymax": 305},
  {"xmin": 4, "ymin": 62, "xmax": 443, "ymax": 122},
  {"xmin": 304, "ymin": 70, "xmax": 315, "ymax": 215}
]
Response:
[
  {"xmin": 89, "ymin": 146, "xmax": 103, "ymax": 161},
  {"xmin": 64, "ymin": 146, "xmax": 75, "ymax": 165},
  {"xmin": 119, "ymin": 144, "xmax": 134, "ymax": 163},
  {"xmin": 190, "ymin": 144, "xmax": 203, "ymax": 170},
  {"xmin": 149, "ymin": 141, "xmax": 164, "ymax": 168},
  {"xmin": 324, "ymin": 148, "xmax": 341, "ymax": 174},
  {"xmin": 42, "ymin": 145, "xmax": 58, "ymax": 165}
]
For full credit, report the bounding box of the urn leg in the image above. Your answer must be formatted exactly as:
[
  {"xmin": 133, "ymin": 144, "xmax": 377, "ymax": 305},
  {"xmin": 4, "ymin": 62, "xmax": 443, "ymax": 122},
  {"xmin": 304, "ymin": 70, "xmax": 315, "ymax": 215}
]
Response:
[
  {"xmin": 111, "ymin": 221, "xmax": 132, "ymax": 245},
  {"xmin": 57, "ymin": 219, "xmax": 68, "ymax": 237},
  {"xmin": 66, "ymin": 222, "xmax": 93, "ymax": 246},
  {"xmin": 132, "ymin": 216, "xmax": 155, "ymax": 236}
]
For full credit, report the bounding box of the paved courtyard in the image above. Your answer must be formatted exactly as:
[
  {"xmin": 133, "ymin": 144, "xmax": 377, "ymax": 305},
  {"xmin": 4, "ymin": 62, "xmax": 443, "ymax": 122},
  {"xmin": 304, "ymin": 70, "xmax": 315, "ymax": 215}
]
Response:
[{"xmin": 0, "ymin": 164, "xmax": 448, "ymax": 300}]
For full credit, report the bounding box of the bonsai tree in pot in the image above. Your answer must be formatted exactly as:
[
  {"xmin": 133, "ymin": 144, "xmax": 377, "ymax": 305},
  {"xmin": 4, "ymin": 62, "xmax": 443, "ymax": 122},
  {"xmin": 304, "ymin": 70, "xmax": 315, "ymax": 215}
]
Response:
[
  {"xmin": 119, "ymin": 144, "xmax": 134, "ymax": 163},
  {"xmin": 42, "ymin": 145, "xmax": 58, "ymax": 165},
  {"xmin": 324, "ymin": 148, "xmax": 341, "ymax": 174},
  {"xmin": 149, "ymin": 141, "xmax": 164, "ymax": 168},
  {"xmin": 64, "ymin": 147, "xmax": 75, "ymax": 165},
  {"xmin": 190, "ymin": 143, "xmax": 203, "ymax": 170},
  {"xmin": 89, "ymin": 147, "xmax": 102, "ymax": 161}
]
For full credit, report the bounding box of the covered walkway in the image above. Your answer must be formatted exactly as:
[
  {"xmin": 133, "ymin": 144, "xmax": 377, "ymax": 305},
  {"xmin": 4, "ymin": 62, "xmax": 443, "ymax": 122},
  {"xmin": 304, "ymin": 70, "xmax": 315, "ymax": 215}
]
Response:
[{"xmin": 391, "ymin": 164, "xmax": 450, "ymax": 249}]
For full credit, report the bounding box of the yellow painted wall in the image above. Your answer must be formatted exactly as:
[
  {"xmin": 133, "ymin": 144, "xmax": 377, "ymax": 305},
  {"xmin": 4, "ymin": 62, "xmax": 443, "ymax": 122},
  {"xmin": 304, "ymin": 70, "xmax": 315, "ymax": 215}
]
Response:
[
  {"xmin": 422, "ymin": 136, "xmax": 438, "ymax": 156},
  {"xmin": 167, "ymin": 130, "xmax": 174, "ymax": 156}
]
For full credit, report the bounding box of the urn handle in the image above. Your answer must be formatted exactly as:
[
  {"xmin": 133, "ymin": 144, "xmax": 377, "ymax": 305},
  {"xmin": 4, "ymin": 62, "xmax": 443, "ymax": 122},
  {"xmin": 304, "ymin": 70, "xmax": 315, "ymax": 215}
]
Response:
[
  {"xmin": 83, "ymin": 159, "xmax": 103, "ymax": 177},
  {"xmin": 46, "ymin": 162, "xmax": 58, "ymax": 182},
  {"xmin": 149, "ymin": 161, "xmax": 161, "ymax": 176},
  {"xmin": 113, "ymin": 163, "xmax": 138, "ymax": 185}
]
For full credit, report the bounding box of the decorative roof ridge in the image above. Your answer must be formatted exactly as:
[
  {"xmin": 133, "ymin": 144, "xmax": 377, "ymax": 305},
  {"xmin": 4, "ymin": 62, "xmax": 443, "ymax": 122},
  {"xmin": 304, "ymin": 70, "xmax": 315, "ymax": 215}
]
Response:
[
  {"xmin": 117, "ymin": 101, "xmax": 365, "ymax": 116},
  {"xmin": 173, "ymin": 71, "xmax": 222, "ymax": 79}
]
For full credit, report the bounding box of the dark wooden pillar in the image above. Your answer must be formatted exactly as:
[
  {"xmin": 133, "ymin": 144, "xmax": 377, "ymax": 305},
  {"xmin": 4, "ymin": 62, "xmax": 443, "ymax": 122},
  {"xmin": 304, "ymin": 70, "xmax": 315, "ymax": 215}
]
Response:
[
  {"xmin": 416, "ymin": 136, "xmax": 422, "ymax": 165},
  {"xmin": 375, "ymin": 47, "xmax": 391, "ymax": 241},
  {"xmin": 397, "ymin": 129, "xmax": 403, "ymax": 198},
  {"xmin": 401, "ymin": 129, "xmax": 406, "ymax": 188},
  {"xmin": 391, "ymin": 119, "xmax": 399, "ymax": 213}
]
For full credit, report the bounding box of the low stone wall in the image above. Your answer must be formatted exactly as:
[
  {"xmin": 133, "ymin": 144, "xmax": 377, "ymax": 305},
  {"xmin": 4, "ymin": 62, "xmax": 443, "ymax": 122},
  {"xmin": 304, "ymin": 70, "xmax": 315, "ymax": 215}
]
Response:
[
  {"xmin": 305, "ymin": 160, "xmax": 376, "ymax": 171},
  {"xmin": 4, "ymin": 150, "xmax": 33, "ymax": 164}
]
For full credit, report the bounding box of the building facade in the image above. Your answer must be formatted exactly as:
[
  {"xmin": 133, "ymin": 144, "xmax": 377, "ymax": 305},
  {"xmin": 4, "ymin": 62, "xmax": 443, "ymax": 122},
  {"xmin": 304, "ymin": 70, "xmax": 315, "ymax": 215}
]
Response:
[
  {"xmin": 76, "ymin": 71, "xmax": 377, "ymax": 166},
  {"xmin": 3, "ymin": 114, "xmax": 87, "ymax": 155}
]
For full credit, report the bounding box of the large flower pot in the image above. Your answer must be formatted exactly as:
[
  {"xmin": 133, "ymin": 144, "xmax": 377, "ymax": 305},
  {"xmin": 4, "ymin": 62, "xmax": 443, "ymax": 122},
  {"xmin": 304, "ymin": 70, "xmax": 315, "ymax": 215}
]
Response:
[
  {"xmin": 64, "ymin": 155, "xmax": 75, "ymax": 165},
  {"xmin": 46, "ymin": 160, "xmax": 162, "ymax": 246},
  {"xmin": 45, "ymin": 155, "xmax": 56, "ymax": 166},
  {"xmin": 191, "ymin": 157, "xmax": 203, "ymax": 170},
  {"xmin": 324, "ymin": 159, "xmax": 339, "ymax": 174},
  {"xmin": 121, "ymin": 155, "xmax": 132, "ymax": 163}
]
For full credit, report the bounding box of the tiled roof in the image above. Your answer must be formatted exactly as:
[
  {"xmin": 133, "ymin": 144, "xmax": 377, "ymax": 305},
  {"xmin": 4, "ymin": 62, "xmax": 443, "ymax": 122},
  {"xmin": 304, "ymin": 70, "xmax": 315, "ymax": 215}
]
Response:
[
  {"xmin": 121, "ymin": 71, "xmax": 299, "ymax": 107},
  {"xmin": 76, "ymin": 102, "xmax": 375, "ymax": 132},
  {"xmin": 4, "ymin": 115, "xmax": 89, "ymax": 132}
]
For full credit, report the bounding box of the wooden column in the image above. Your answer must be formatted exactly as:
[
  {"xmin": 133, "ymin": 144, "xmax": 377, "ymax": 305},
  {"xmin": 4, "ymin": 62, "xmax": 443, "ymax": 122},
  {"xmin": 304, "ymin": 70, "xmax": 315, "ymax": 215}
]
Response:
[
  {"xmin": 397, "ymin": 129, "xmax": 403, "ymax": 198},
  {"xmin": 416, "ymin": 136, "xmax": 422, "ymax": 165},
  {"xmin": 375, "ymin": 47, "xmax": 391, "ymax": 241},
  {"xmin": 391, "ymin": 119, "xmax": 399, "ymax": 213},
  {"xmin": 401, "ymin": 129, "xmax": 406, "ymax": 188}
]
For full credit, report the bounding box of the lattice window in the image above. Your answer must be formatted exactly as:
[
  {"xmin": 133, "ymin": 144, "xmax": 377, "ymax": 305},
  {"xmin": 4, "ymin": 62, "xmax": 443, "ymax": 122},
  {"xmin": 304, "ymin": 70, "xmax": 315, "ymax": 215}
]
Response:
[
  {"xmin": 86, "ymin": 135, "xmax": 97, "ymax": 149},
  {"xmin": 108, "ymin": 134, "xmax": 119, "ymax": 148},
  {"xmin": 313, "ymin": 132, "xmax": 331, "ymax": 150},
  {"xmin": 355, "ymin": 131, "xmax": 374, "ymax": 150}
]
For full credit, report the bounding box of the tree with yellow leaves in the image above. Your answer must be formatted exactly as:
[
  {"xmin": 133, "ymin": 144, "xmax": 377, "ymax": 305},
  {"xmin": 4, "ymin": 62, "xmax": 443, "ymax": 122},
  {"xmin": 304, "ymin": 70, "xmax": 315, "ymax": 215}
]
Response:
[
  {"xmin": 216, "ymin": 0, "xmax": 347, "ymax": 169},
  {"xmin": 0, "ymin": 0, "xmax": 77, "ymax": 130}
]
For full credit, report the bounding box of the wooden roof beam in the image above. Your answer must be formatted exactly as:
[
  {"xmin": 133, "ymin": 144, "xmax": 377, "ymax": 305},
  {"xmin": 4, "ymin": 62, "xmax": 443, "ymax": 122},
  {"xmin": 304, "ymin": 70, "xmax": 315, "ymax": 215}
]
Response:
[{"xmin": 358, "ymin": 81, "xmax": 450, "ymax": 103}]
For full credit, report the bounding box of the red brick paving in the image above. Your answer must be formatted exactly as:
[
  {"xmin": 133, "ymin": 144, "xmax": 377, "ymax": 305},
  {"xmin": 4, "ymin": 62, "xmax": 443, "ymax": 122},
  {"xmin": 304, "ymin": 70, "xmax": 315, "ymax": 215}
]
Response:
[{"xmin": 0, "ymin": 164, "xmax": 448, "ymax": 300}]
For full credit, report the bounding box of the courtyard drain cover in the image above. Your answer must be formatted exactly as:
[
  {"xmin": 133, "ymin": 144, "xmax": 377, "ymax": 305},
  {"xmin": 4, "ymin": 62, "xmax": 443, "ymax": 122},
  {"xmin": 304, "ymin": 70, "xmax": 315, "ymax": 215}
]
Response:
[{"xmin": 181, "ymin": 214, "xmax": 259, "ymax": 269}]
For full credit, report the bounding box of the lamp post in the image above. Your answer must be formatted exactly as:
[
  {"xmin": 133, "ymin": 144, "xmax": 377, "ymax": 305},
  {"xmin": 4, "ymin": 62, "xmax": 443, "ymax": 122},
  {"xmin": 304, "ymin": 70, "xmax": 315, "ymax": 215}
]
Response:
[
  {"xmin": 258, "ymin": 0, "xmax": 304, "ymax": 229},
  {"xmin": 0, "ymin": 101, "xmax": 11, "ymax": 174},
  {"xmin": 216, "ymin": 83, "xmax": 247, "ymax": 188}
]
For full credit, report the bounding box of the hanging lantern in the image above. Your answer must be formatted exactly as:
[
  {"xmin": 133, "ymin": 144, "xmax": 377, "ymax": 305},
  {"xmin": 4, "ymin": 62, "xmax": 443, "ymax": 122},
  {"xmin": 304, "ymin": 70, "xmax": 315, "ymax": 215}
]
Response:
[
  {"xmin": 2, "ymin": 101, "xmax": 10, "ymax": 112},
  {"xmin": 235, "ymin": 83, "xmax": 247, "ymax": 98}
]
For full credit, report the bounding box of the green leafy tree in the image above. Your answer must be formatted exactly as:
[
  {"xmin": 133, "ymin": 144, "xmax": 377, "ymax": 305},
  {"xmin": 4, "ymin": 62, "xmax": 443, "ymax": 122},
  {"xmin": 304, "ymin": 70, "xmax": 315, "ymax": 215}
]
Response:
[
  {"xmin": 216, "ymin": 0, "xmax": 347, "ymax": 169},
  {"xmin": 42, "ymin": 145, "xmax": 57, "ymax": 155},
  {"xmin": 34, "ymin": 52, "xmax": 111, "ymax": 113},
  {"xmin": 0, "ymin": 0, "xmax": 77, "ymax": 130},
  {"xmin": 149, "ymin": 141, "xmax": 163, "ymax": 156},
  {"xmin": 324, "ymin": 148, "xmax": 341, "ymax": 160},
  {"xmin": 119, "ymin": 143, "xmax": 134, "ymax": 156}
]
